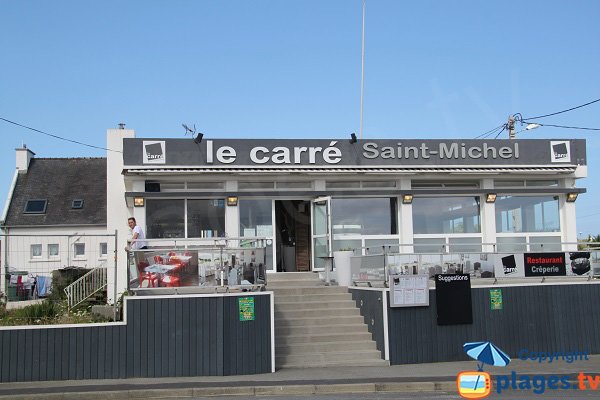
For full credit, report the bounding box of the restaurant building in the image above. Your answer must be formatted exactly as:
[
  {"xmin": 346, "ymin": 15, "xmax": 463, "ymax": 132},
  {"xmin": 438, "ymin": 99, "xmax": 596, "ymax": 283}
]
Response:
[{"xmin": 107, "ymin": 128, "xmax": 587, "ymax": 299}]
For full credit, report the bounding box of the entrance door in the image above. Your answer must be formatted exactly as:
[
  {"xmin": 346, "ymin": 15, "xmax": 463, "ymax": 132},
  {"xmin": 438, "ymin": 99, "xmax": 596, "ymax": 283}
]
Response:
[
  {"xmin": 275, "ymin": 200, "xmax": 312, "ymax": 272},
  {"xmin": 311, "ymin": 197, "xmax": 332, "ymax": 271}
]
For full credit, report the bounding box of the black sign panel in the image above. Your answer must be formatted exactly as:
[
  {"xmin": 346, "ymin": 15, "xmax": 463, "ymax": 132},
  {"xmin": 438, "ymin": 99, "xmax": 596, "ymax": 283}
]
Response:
[
  {"xmin": 523, "ymin": 252, "xmax": 566, "ymax": 277},
  {"xmin": 435, "ymin": 274, "xmax": 473, "ymax": 325}
]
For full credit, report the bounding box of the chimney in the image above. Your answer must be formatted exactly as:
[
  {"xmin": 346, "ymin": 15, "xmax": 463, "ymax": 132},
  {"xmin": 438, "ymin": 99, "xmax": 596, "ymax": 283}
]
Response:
[{"xmin": 16, "ymin": 144, "xmax": 35, "ymax": 174}]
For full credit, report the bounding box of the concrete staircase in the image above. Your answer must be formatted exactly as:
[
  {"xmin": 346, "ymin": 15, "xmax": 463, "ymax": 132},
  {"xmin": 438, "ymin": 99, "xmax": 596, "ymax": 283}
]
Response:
[{"xmin": 269, "ymin": 272, "xmax": 388, "ymax": 369}]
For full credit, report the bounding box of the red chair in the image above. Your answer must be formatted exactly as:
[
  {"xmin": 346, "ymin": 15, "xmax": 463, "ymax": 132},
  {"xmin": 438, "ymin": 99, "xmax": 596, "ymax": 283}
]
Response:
[
  {"xmin": 160, "ymin": 274, "xmax": 180, "ymax": 287},
  {"xmin": 137, "ymin": 260, "xmax": 158, "ymax": 287},
  {"xmin": 153, "ymin": 255, "xmax": 164, "ymax": 264}
]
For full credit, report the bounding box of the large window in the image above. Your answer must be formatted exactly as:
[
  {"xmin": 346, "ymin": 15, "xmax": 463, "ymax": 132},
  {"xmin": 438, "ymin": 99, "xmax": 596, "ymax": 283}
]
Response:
[
  {"xmin": 240, "ymin": 199, "xmax": 273, "ymax": 237},
  {"xmin": 187, "ymin": 199, "xmax": 225, "ymax": 238},
  {"xmin": 146, "ymin": 199, "xmax": 226, "ymax": 239},
  {"xmin": 413, "ymin": 197, "xmax": 481, "ymax": 234},
  {"xmin": 331, "ymin": 198, "xmax": 397, "ymax": 235},
  {"xmin": 495, "ymin": 195, "xmax": 559, "ymax": 233},
  {"xmin": 146, "ymin": 199, "xmax": 185, "ymax": 238}
]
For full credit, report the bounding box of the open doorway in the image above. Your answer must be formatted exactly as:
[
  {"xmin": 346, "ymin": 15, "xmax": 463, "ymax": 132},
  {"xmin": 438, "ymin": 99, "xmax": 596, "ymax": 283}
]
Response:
[{"xmin": 275, "ymin": 200, "xmax": 311, "ymax": 272}]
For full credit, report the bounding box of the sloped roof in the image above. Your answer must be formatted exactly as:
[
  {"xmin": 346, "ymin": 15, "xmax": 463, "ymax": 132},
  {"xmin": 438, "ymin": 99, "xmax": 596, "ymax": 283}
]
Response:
[{"xmin": 3, "ymin": 158, "xmax": 107, "ymax": 227}]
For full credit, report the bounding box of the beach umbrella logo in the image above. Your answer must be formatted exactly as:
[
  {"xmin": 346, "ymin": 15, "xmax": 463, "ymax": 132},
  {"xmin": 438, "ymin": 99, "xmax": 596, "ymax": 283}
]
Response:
[{"xmin": 463, "ymin": 341, "xmax": 511, "ymax": 371}]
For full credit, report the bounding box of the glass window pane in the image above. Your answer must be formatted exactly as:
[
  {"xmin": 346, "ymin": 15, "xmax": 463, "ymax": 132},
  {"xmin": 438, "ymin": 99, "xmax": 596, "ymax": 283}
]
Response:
[
  {"xmin": 313, "ymin": 202, "xmax": 328, "ymax": 235},
  {"xmin": 413, "ymin": 197, "xmax": 481, "ymax": 234},
  {"xmin": 413, "ymin": 238, "xmax": 446, "ymax": 253},
  {"xmin": 240, "ymin": 199, "xmax": 273, "ymax": 237},
  {"xmin": 100, "ymin": 242, "xmax": 108, "ymax": 256},
  {"xmin": 496, "ymin": 237, "xmax": 527, "ymax": 253},
  {"xmin": 326, "ymin": 181, "xmax": 360, "ymax": 189},
  {"xmin": 313, "ymin": 237, "xmax": 329, "ymax": 269},
  {"xmin": 238, "ymin": 182, "xmax": 274, "ymax": 190},
  {"xmin": 146, "ymin": 199, "xmax": 185, "ymax": 239},
  {"xmin": 333, "ymin": 239, "xmax": 361, "ymax": 253},
  {"xmin": 31, "ymin": 244, "xmax": 42, "ymax": 257},
  {"xmin": 448, "ymin": 237, "xmax": 482, "ymax": 253},
  {"xmin": 365, "ymin": 239, "xmax": 400, "ymax": 254},
  {"xmin": 529, "ymin": 236, "xmax": 562, "ymax": 251},
  {"xmin": 331, "ymin": 198, "xmax": 397, "ymax": 235},
  {"xmin": 187, "ymin": 182, "xmax": 224, "ymax": 190},
  {"xmin": 526, "ymin": 180, "xmax": 558, "ymax": 187},
  {"xmin": 187, "ymin": 199, "xmax": 225, "ymax": 238},
  {"xmin": 48, "ymin": 244, "xmax": 59, "ymax": 257},
  {"xmin": 362, "ymin": 181, "xmax": 396, "ymax": 188},
  {"xmin": 159, "ymin": 182, "xmax": 185, "ymax": 191},
  {"xmin": 74, "ymin": 243, "xmax": 85, "ymax": 256},
  {"xmin": 276, "ymin": 181, "xmax": 312, "ymax": 189},
  {"xmin": 495, "ymin": 196, "xmax": 559, "ymax": 233}
]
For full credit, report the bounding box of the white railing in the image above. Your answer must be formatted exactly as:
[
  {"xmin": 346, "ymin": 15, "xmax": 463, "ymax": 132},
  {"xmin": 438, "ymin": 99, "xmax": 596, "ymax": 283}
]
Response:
[{"xmin": 64, "ymin": 267, "xmax": 107, "ymax": 309}]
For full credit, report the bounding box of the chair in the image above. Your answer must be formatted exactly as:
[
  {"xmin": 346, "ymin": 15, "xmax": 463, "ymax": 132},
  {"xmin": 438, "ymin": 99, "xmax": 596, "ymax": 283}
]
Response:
[
  {"xmin": 137, "ymin": 260, "xmax": 158, "ymax": 287},
  {"xmin": 160, "ymin": 274, "xmax": 180, "ymax": 287},
  {"xmin": 154, "ymin": 255, "xmax": 164, "ymax": 264}
]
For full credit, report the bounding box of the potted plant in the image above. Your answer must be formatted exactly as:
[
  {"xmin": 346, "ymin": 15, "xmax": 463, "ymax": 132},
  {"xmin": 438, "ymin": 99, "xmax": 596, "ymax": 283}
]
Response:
[{"xmin": 333, "ymin": 248, "xmax": 355, "ymax": 286}]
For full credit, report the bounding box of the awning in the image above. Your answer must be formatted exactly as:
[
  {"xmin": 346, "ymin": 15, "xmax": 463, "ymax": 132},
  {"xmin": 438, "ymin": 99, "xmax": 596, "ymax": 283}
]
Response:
[{"xmin": 123, "ymin": 166, "xmax": 578, "ymax": 175}]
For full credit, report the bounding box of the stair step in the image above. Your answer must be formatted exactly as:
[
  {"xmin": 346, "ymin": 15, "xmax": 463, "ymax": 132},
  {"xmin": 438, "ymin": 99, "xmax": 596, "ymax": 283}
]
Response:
[
  {"xmin": 275, "ymin": 340, "xmax": 376, "ymax": 355},
  {"xmin": 277, "ymin": 358, "xmax": 389, "ymax": 368},
  {"xmin": 276, "ymin": 323, "xmax": 370, "ymax": 336},
  {"xmin": 275, "ymin": 299, "xmax": 356, "ymax": 311},
  {"xmin": 270, "ymin": 287, "xmax": 349, "ymax": 295},
  {"xmin": 275, "ymin": 331, "xmax": 374, "ymax": 345},
  {"xmin": 276, "ymin": 349, "xmax": 385, "ymax": 365},
  {"xmin": 277, "ymin": 315, "xmax": 364, "ymax": 327},
  {"xmin": 267, "ymin": 272, "xmax": 321, "ymax": 282},
  {"xmin": 275, "ymin": 307, "xmax": 360, "ymax": 319}
]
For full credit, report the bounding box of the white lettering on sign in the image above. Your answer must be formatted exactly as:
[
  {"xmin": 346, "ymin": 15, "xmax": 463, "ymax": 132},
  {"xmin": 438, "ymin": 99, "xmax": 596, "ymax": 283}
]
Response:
[{"xmin": 365, "ymin": 142, "xmax": 520, "ymax": 160}]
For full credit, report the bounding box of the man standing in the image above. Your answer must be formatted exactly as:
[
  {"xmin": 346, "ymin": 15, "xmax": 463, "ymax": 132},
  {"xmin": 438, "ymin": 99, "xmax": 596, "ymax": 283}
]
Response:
[{"xmin": 127, "ymin": 217, "xmax": 147, "ymax": 250}]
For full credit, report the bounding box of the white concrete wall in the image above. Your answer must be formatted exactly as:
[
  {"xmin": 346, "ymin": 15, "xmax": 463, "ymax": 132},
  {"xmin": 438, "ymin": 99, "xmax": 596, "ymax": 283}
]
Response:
[{"xmin": 106, "ymin": 128, "xmax": 135, "ymax": 303}]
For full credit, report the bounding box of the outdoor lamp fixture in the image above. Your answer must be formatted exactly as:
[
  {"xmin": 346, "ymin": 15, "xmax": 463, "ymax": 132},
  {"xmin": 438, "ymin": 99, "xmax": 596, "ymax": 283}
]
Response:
[
  {"xmin": 402, "ymin": 194, "xmax": 414, "ymax": 204},
  {"xmin": 227, "ymin": 196, "xmax": 238, "ymax": 206},
  {"xmin": 566, "ymin": 192, "xmax": 579, "ymax": 202},
  {"xmin": 349, "ymin": 132, "xmax": 358, "ymax": 144},
  {"xmin": 194, "ymin": 132, "xmax": 204, "ymax": 144},
  {"xmin": 485, "ymin": 193, "xmax": 497, "ymax": 203},
  {"xmin": 133, "ymin": 197, "xmax": 145, "ymax": 207},
  {"xmin": 525, "ymin": 123, "xmax": 541, "ymax": 131}
]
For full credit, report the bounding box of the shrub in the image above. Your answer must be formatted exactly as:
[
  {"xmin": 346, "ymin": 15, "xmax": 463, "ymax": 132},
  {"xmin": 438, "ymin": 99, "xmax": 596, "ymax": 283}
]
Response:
[{"xmin": 8, "ymin": 300, "xmax": 61, "ymax": 325}]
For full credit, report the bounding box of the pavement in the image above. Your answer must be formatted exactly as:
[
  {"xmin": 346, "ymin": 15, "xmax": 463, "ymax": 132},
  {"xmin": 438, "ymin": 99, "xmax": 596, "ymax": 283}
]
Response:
[{"xmin": 1, "ymin": 355, "xmax": 600, "ymax": 399}]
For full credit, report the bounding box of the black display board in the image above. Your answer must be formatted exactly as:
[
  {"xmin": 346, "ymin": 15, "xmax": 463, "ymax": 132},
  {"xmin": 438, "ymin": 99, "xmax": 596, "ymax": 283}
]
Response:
[
  {"xmin": 435, "ymin": 274, "xmax": 473, "ymax": 325},
  {"xmin": 524, "ymin": 252, "xmax": 566, "ymax": 277}
]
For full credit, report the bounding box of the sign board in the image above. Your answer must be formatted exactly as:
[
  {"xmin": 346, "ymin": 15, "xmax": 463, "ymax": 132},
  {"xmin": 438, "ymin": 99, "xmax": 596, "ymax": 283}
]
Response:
[
  {"xmin": 435, "ymin": 274, "xmax": 473, "ymax": 325},
  {"xmin": 524, "ymin": 252, "xmax": 566, "ymax": 277},
  {"xmin": 389, "ymin": 274, "xmax": 429, "ymax": 308},
  {"xmin": 238, "ymin": 297, "xmax": 255, "ymax": 321},
  {"xmin": 489, "ymin": 289, "xmax": 503, "ymax": 310}
]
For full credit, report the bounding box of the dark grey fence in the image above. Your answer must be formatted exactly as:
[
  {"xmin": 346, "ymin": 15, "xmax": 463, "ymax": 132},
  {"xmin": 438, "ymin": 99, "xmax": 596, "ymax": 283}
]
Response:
[
  {"xmin": 351, "ymin": 283, "xmax": 600, "ymax": 365},
  {"xmin": 0, "ymin": 293, "xmax": 272, "ymax": 382},
  {"xmin": 350, "ymin": 289, "xmax": 386, "ymax": 358}
]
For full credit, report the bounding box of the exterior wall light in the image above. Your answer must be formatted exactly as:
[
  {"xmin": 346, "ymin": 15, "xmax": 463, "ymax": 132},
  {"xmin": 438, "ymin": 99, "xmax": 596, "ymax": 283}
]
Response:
[
  {"xmin": 227, "ymin": 196, "xmax": 238, "ymax": 206},
  {"xmin": 486, "ymin": 193, "xmax": 497, "ymax": 203},
  {"xmin": 402, "ymin": 194, "xmax": 414, "ymax": 204},
  {"xmin": 133, "ymin": 197, "xmax": 145, "ymax": 207},
  {"xmin": 566, "ymin": 193, "xmax": 578, "ymax": 202}
]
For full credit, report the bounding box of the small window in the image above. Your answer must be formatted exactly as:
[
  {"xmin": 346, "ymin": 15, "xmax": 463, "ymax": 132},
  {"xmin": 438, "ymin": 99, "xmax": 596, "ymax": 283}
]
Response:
[
  {"xmin": 276, "ymin": 181, "xmax": 312, "ymax": 189},
  {"xmin": 99, "ymin": 242, "xmax": 108, "ymax": 257},
  {"xmin": 238, "ymin": 182, "xmax": 275, "ymax": 190},
  {"xmin": 24, "ymin": 199, "xmax": 47, "ymax": 214},
  {"xmin": 326, "ymin": 181, "xmax": 361, "ymax": 189},
  {"xmin": 71, "ymin": 199, "xmax": 84, "ymax": 209},
  {"xmin": 362, "ymin": 181, "xmax": 397, "ymax": 188},
  {"xmin": 48, "ymin": 244, "xmax": 59, "ymax": 258},
  {"xmin": 31, "ymin": 244, "xmax": 42, "ymax": 258},
  {"xmin": 187, "ymin": 182, "xmax": 225, "ymax": 190},
  {"xmin": 74, "ymin": 243, "xmax": 85, "ymax": 257}
]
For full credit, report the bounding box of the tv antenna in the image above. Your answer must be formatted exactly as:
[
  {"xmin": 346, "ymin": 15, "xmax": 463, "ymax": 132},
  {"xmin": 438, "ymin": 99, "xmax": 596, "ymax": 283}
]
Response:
[{"xmin": 182, "ymin": 123, "xmax": 196, "ymax": 136}]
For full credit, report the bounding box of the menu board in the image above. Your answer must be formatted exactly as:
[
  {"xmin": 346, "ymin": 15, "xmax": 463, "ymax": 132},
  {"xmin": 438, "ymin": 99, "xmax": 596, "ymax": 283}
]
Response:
[{"xmin": 389, "ymin": 274, "xmax": 429, "ymax": 308}]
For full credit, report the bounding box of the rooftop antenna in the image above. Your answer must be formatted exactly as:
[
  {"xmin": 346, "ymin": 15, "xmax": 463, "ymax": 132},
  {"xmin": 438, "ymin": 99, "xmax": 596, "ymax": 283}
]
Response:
[
  {"xmin": 182, "ymin": 123, "xmax": 196, "ymax": 136},
  {"xmin": 359, "ymin": 0, "xmax": 366, "ymax": 140}
]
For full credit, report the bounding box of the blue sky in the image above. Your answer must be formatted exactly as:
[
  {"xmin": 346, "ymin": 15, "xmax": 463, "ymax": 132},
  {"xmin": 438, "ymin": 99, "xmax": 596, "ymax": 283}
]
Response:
[{"xmin": 1, "ymin": 0, "xmax": 599, "ymax": 236}]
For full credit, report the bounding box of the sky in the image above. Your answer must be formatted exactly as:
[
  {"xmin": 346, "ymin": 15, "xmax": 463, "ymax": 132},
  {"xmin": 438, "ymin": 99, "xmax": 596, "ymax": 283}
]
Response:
[{"xmin": 1, "ymin": 0, "xmax": 599, "ymax": 236}]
